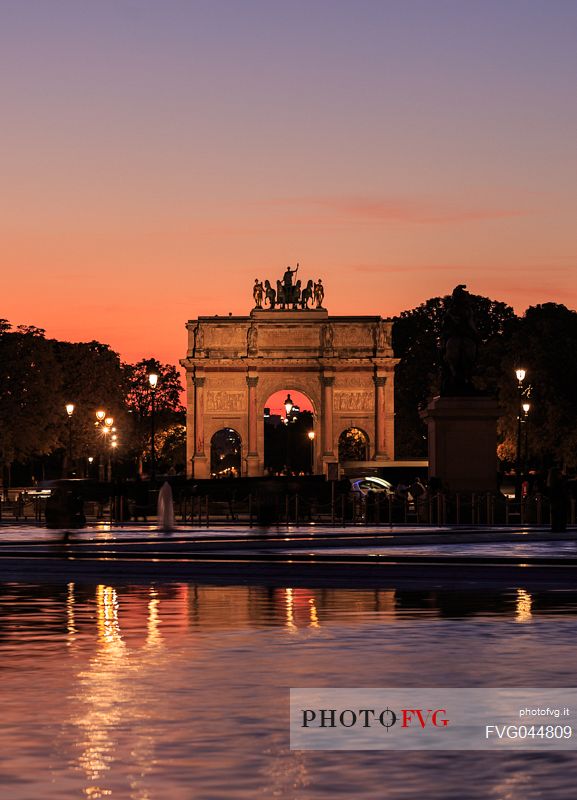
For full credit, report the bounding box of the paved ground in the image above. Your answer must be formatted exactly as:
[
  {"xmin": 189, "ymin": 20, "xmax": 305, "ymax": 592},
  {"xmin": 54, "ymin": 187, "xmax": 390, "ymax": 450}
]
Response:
[
  {"xmin": 0, "ymin": 522, "xmax": 576, "ymax": 549},
  {"xmin": 1, "ymin": 524, "xmax": 577, "ymax": 590}
]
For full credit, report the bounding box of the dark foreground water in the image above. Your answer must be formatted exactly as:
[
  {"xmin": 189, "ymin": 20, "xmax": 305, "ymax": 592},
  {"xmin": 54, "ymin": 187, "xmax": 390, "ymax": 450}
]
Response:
[{"xmin": 1, "ymin": 581, "xmax": 577, "ymax": 799}]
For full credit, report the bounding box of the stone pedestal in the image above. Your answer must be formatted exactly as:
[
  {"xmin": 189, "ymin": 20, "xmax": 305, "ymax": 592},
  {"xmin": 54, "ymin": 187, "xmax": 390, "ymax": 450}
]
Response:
[
  {"xmin": 192, "ymin": 454, "xmax": 209, "ymax": 479},
  {"xmin": 246, "ymin": 455, "xmax": 260, "ymax": 477},
  {"xmin": 420, "ymin": 396, "xmax": 501, "ymax": 492}
]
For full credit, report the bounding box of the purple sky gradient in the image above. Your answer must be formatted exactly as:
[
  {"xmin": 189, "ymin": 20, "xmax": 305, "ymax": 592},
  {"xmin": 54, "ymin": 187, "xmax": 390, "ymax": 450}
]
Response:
[{"xmin": 1, "ymin": 0, "xmax": 576, "ymax": 366}]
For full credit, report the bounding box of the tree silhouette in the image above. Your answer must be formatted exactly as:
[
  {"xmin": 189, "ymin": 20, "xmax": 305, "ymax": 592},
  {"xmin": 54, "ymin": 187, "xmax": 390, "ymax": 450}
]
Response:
[{"xmin": 393, "ymin": 292, "xmax": 516, "ymax": 457}]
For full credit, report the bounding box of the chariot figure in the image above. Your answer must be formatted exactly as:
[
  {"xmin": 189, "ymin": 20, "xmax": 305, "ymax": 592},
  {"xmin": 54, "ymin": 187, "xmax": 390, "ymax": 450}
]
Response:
[
  {"xmin": 292, "ymin": 279, "xmax": 302, "ymax": 309},
  {"xmin": 283, "ymin": 263, "xmax": 299, "ymax": 297},
  {"xmin": 313, "ymin": 279, "xmax": 324, "ymax": 308}
]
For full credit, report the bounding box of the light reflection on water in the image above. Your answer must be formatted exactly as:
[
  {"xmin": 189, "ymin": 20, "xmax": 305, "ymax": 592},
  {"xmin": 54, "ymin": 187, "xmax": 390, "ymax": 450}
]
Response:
[{"xmin": 1, "ymin": 582, "xmax": 577, "ymax": 799}]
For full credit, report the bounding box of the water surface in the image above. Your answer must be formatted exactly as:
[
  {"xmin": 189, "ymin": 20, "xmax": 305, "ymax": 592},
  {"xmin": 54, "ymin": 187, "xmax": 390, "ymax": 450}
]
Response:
[{"xmin": 1, "ymin": 581, "xmax": 576, "ymax": 799}]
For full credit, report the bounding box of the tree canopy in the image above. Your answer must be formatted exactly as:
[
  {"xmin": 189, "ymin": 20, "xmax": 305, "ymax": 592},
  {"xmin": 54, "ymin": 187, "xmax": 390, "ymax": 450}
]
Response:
[
  {"xmin": 0, "ymin": 324, "xmax": 63, "ymax": 466},
  {"xmin": 0, "ymin": 323, "xmax": 185, "ymax": 483},
  {"xmin": 496, "ymin": 303, "xmax": 577, "ymax": 468},
  {"xmin": 393, "ymin": 292, "xmax": 516, "ymax": 458}
]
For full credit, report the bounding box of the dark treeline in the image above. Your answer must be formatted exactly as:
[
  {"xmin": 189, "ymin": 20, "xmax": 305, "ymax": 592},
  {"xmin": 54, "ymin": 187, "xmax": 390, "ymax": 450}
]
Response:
[
  {"xmin": 0, "ymin": 320, "xmax": 185, "ymax": 486},
  {"xmin": 2, "ymin": 294, "xmax": 577, "ymax": 486},
  {"xmin": 393, "ymin": 294, "xmax": 577, "ymax": 470}
]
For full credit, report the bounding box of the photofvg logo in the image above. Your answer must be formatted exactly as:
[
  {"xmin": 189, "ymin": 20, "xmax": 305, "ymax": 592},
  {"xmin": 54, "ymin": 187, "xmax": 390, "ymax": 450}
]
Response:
[
  {"xmin": 290, "ymin": 689, "xmax": 577, "ymax": 751},
  {"xmin": 301, "ymin": 707, "xmax": 449, "ymax": 731}
]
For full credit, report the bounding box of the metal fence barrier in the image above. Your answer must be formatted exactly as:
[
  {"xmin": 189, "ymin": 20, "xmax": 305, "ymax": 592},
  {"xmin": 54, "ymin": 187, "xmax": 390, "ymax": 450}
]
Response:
[{"xmin": 1, "ymin": 488, "xmax": 575, "ymax": 529}]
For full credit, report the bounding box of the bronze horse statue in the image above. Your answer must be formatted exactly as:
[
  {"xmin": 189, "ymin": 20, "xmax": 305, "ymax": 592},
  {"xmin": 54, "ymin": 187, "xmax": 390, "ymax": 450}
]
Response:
[
  {"xmin": 301, "ymin": 279, "xmax": 314, "ymax": 308},
  {"xmin": 441, "ymin": 285, "xmax": 479, "ymax": 395},
  {"xmin": 264, "ymin": 280, "xmax": 276, "ymax": 308}
]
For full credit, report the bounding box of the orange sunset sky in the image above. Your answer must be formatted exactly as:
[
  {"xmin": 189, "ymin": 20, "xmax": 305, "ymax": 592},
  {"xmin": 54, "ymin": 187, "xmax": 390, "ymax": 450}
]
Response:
[{"xmin": 2, "ymin": 1, "xmax": 576, "ymax": 372}]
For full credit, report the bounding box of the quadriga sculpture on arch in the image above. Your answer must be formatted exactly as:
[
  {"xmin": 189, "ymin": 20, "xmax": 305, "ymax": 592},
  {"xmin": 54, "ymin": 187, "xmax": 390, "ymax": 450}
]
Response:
[{"xmin": 254, "ymin": 265, "xmax": 325, "ymax": 310}]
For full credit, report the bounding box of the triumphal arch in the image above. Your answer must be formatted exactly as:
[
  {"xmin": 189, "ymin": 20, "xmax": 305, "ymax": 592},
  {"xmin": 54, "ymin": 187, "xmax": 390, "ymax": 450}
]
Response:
[{"xmin": 180, "ymin": 268, "xmax": 398, "ymax": 477}]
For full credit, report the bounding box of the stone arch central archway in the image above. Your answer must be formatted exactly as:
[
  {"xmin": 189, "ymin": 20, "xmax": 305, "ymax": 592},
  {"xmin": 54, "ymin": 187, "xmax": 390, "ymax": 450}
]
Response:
[{"xmin": 262, "ymin": 388, "xmax": 316, "ymax": 475}]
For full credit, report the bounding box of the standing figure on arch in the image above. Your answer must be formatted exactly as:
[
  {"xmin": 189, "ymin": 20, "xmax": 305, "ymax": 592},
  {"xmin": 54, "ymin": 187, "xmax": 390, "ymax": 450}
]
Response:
[
  {"xmin": 253, "ymin": 279, "xmax": 264, "ymax": 309},
  {"xmin": 283, "ymin": 263, "xmax": 299, "ymax": 307}
]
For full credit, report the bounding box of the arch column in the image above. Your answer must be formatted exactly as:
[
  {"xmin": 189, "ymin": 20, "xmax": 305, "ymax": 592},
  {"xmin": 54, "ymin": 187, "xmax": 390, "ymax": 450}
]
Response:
[
  {"xmin": 193, "ymin": 374, "xmax": 209, "ymax": 477},
  {"xmin": 246, "ymin": 375, "xmax": 260, "ymax": 476},
  {"xmin": 384, "ymin": 368, "xmax": 396, "ymax": 460},
  {"xmin": 374, "ymin": 376, "xmax": 387, "ymax": 458},
  {"xmin": 321, "ymin": 374, "xmax": 335, "ymax": 461}
]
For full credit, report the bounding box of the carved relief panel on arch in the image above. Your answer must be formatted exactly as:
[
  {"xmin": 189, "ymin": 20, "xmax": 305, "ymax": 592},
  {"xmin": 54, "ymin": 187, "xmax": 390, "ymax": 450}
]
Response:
[{"xmin": 333, "ymin": 390, "xmax": 374, "ymax": 412}]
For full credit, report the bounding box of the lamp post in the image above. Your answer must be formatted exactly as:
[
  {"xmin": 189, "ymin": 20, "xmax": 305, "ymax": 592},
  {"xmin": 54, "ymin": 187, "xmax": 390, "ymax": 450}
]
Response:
[
  {"xmin": 522, "ymin": 401, "xmax": 531, "ymax": 470},
  {"xmin": 65, "ymin": 403, "xmax": 75, "ymax": 477},
  {"xmin": 95, "ymin": 410, "xmax": 106, "ymax": 480},
  {"xmin": 283, "ymin": 394, "xmax": 296, "ymax": 474},
  {"xmin": 95, "ymin": 410, "xmax": 114, "ymax": 481},
  {"xmin": 515, "ymin": 368, "xmax": 526, "ymax": 498},
  {"xmin": 149, "ymin": 373, "xmax": 159, "ymax": 482},
  {"xmin": 104, "ymin": 417, "xmax": 114, "ymax": 482},
  {"xmin": 308, "ymin": 430, "xmax": 315, "ymax": 474}
]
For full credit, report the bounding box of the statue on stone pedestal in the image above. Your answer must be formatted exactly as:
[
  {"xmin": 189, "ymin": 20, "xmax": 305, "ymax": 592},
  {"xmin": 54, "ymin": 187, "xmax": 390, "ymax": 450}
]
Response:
[
  {"xmin": 194, "ymin": 323, "xmax": 204, "ymax": 356},
  {"xmin": 253, "ymin": 279, "xmax": 264, "ymax": 309},
  {"xmin": 375, "ymin": 320, "xmax": 389, "ymax": 352},
  {"xmin": 441, "ymin": 284, "xmax": 479, "ymax": 395},
  {"xmin": 321, "ymin": 322, "xmax": 334, "ymax": 353},
  {"xmin": 314, "ymin": 279, "xmax": 324, "ymax": 308},
  {"xmin": 247, "ymin": 322, "xmax": 258, "ymax": 355}
]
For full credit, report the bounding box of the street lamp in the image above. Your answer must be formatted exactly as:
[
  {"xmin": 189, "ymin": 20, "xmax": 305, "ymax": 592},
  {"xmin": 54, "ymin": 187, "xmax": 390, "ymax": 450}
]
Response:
[
  {"xmin": 282, "ymin": 394, "xmax": 298, "ymax": 473},
  {"xmin": 65, "ymin": 403, "xmax": 75, "ymax": 477},
  {"xmin": 149, "ymin": 373, "xmax": 159, "ymax": 482},
  {"xmin": 514, "ymin": 368, "xmax": 527, "ymax": 497},
  {"xmin": 308, "ymin": 430, "xmax": 315, "ymax": 474},
  {"xmin": 104, "ymin": 417, "xmax": 114, "ymax": 482},
  {"xmin": 95, "ymin": 410, "xmax": 114, "ymax": 481}
]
